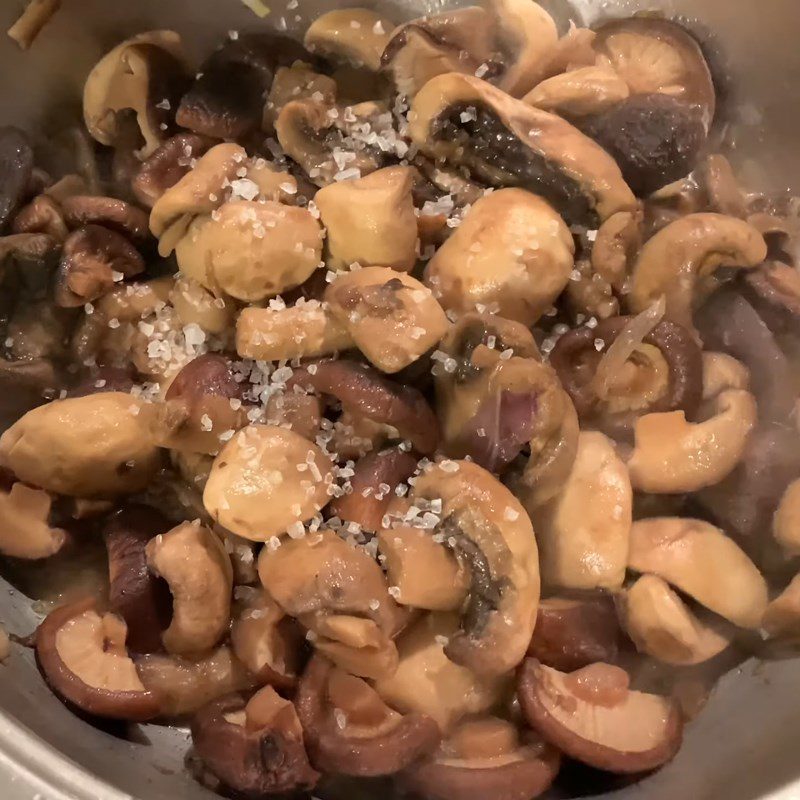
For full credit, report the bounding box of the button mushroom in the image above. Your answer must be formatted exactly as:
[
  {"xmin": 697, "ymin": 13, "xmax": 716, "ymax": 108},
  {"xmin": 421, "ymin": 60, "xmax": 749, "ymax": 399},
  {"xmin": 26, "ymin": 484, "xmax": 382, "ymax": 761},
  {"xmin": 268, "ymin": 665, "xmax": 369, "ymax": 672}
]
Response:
[
  {"xmin": 35, "ymin": 598, "xmax": 161, "ymax": 721},
  {"xmin": 315, "ymin": 166, "xmax": 418, "ymax": 273},
  {"xmin": 402, "ymin": 716, "xmax": 561, "ymax": 800},
  {"xmin": 627, "ymin": 388, "xmax": 757, "ymax": 493},
  {"xmin": 518, "ymin": 659, "xmax": 683, "ymax": 773},
  {"xmin": 409, "ymin": 460, "xmax": 539, "ymax": 676},
  {"xmin": 305, "ymin": 8, "xmax": 394, "ymax": 71},
  {"xmin": 627, "ymin": 518, "xmax": 768, "ymax": 629},
  {"xmin": 325, "ymin": 267, "xmax": 449, "ymax": 374},
  {"xmin": 203, "ymin": 425, "xmax": 333, "ymax": 541},
  {"xmin": 530, "ymin": 431, "xmax": 632, "ymax": 592},
  {"xmin": 424, "ymin": 188, "xmax": 574, "ymax": 325},
  {"xmin": 0, "ymin": 481, "xmax": 67, "ymax": 560},
  {"xmin": 175, "ymin": 200, "xmax": 324, "ymax": 302},
  {"xmin": 524, "ymin": 64, "xmax": 630, "ymax": 117},
  {"xmin": 296, "ymin": 655, "xmax": 440, "ymax": 776},
  {"xmin": 145, "ymin": 521, "xmax": 232, "ymax": 658},
  {"xmin": 409, "ymin": 73, "xmax": 636, "ymax": 226},
  {"xmin": 82, "ymin": 31, "xmax": 189, "ymax": 158},
  {"xmin": 628, "ymin": 213, "xmax": 767, "ymax": 338},
  {"xmin": 190, "ymin": 688, "xmax": 319, "ymax": 796},
  {"xmin": 0, "ymin": 393, "xmax": 162, "ymax": 497},
  {"xmin": 619, "ymin": 574, "xmax": 732, "ymax": 665}
]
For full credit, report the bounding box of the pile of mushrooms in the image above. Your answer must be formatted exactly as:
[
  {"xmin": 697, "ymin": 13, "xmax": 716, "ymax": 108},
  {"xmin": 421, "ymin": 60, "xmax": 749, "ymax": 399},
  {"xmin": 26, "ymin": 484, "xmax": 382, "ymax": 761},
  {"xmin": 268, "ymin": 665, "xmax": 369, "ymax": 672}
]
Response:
[{"xmin": 3, "ymin": 5, "xmax": 800, "ymax": 800}]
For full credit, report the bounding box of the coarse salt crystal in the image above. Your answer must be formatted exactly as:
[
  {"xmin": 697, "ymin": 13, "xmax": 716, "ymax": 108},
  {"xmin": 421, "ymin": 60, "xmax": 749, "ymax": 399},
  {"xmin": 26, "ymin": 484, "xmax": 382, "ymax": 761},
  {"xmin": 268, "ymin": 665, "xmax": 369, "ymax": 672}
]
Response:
[{"xmin": 200, "ymin": 414, "xmax": 213, "ymax": 431}]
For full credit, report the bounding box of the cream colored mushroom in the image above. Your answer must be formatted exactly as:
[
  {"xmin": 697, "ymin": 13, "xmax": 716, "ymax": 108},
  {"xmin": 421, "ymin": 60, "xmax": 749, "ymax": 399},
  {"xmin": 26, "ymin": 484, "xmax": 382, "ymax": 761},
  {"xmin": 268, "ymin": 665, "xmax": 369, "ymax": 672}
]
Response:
[
  {"xmin": 149, "ymin": 143, "xmax": 248, "ymax": 257},
  {"xmin": 82, "ymin": 31, "xmax": 188, "ymax": 157},
  {"xmin": 627, "ymin": 389, "xmax": 757, "ymax": 493},
  {"xmin": 773, "ymin": 478, "xmax": 800, "ymax": 556},
  {"xmin": 425, "ymin": 189, "xmax": 574, "ymax": 325},
  {"xmin": 628, "ymin": 517, "xmax": 768, "ymax": 629},
  {"xmin": 324, "ymin": 267, "xmax": 449, "ymax": 373},
  {"xmin": 236, "ymin": 301, "xmax": 353, "ymax": 362},
  {"xmin": 628, "ymin": 214, "xmax": 767, "ymax": 337},
  {"xmin": 304, "ymin": 8, "xmax": 394, "ymax": 71},
  {"xmin": 373, "ymin": 612, "xmax": 509, "ymax": 733},
  {"xmin": 701, "ymin": 352, "xmax": 750, "ymax": 400},
  {"xmin": 0, "ymin": 393, "xmax": 161, "ymax": 497},
  {"xmin": 203, "ymin": 425, "xmax": 333, "ymax": 542},
  {"xmin": 620, "ymin": 574, "xmax": 732, "ymax": 665},
  {"xmin": 523, "ymin": 64, "xmax": 629, "ymax": 116},
  {"xmin": 315, "ymin": 167, "xmax": 418, "ymax": 273},
  {"xmin": 762, "ymin": 572, "xmax": 800, "ymax": 639},
  {"xmin": 175, "ymin": 201, "xmax": 323, "ymax": 302},
  {"xmin": 146, "ymin": 521, "xmax": 233, "ymax": 657},
  {"xmin": 263, "ymin": 64, "xmax": 338, "ymax": 132},
  {"xmin": 591, "ymin": 207, "xmax": 643, "ymax": 291},
  {"xmin": 169, "ymin": 275, "xmax": 235, "ymax": 335},
  {"xmin": 0, "ymin": 483, "xmax": 67, "ymax": 560},
  {"xmin": 530, "ymin": 431, "xmax": 631, "ymax": 592}
]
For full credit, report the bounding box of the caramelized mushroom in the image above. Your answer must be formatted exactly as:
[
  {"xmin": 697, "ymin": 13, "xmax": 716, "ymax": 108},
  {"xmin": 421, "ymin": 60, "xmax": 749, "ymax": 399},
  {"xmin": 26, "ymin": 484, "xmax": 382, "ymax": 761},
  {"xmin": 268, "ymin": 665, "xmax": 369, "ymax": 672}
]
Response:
[
  {"xmin": 0, "ymin": 482, "xmax": 67, "ymax": 560},
  {"xmin": 35, "ymin": 598, "xmax": 161, "ymax": 720},
  {"xmin": 518, "ymin": 660, "xmax": 682, "ymax": 773},
  {"xmin": 12, "ymin": 194, "xmax": 68, "ymax": 241},
  {"xmin": 60, "ymin": 195, "xmax": 149, "ymax": 242}
]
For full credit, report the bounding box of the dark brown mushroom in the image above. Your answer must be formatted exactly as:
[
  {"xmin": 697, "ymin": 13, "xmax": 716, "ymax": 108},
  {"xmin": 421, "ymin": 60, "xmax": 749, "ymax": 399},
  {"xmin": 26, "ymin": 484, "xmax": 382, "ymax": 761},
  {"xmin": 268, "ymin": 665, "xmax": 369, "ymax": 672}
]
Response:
[
  {"xmin": 402, "ymin": 717, "xmax": 561, "ymax": 800},
  {"xmin": 103, "ymin": 505, "xmax": 173, "ymax": 654},
  {"xmin": 518, "ymin": 660, "xmax": 683, "ymax": 773},
  {"xmin": 191, "ymin": 688, "xmax": 319, "ymax": 796},
  {"xmin": 550, "ymin": 315, "xmax": 703, "ymax": 438},
  {"xmin": 55, "ymin": 225, "xmax": 145, "ymax": 307},
  {"xmin": 60, "ymin": 195, "xmax": 150, "ymax": 242},
  {"xmin": 0, "ymin": 357, "xmax": 58, "ymax": 427},
  {"xmin": 11, "ymin": 195, "xmax": 68, "ymax": 241},
  {"xmin": 288, "ymin": 360, "xmax": 440, "ymax": 455},
  {"xmin": 67, "ymin": 365, "xmax": 136, "ymax": 398},
  {"xmin": 528, "ymin": 595, "xmax": 623, "ymax": 672},
  {"xmin": 35, "ymin": 598, "xmax": 161, "ymax": 721},
  {"xmin": 177, "ymin": 34, "xmax": 312, "ymax": 140},
  {"xmin": 131, "ymin": 133, "xmax": 216, "ymax": 208},
  {"xmin": 0, "ymin": 127, "xmax": 34, "ymax": 232},
  {"xmin": 328, "ymin": 447, "xmax": 418, "ymax": 531},
  {"xmin": 740, "ymin": 261, "xmax": 800, "ymax": 333},
  {"xmin": 296, "ymin": 655, "xmax": 440, "ymax": 776}
]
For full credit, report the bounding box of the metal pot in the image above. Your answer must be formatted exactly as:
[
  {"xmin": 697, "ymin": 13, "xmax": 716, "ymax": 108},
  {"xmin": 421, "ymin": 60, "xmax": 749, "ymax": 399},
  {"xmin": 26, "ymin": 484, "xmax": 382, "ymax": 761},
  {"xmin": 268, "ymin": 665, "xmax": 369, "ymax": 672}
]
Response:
[{"xmin": 0, "ymin": 1, "xmax": 798, "ymax": 798}]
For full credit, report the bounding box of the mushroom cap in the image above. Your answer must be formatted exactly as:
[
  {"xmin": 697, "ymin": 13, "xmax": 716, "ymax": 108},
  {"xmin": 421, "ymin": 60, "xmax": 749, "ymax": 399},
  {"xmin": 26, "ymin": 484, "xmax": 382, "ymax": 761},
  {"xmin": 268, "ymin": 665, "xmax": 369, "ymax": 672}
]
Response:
[
  {"xmin": 424, "ymin": 188, "xmax": 574, "ymax": 326},
  {"xmin": 305, "ymin": 8, "xmax": 394, "ymax": 71},
  {"xmin": 325, "ymin": 266, "xmax": 449, "ymax": 374},
  {"xmin": 203, "ymin": 425, "xmax": 333, "ymax": 541},
  {"xmin": 145, "ymin": 521, "xmax": 233, "ymax": 657},
  {"xmin": 409, "ymin": 72, "xmax": 636, "ymax": 226},
  {"xmin": 35, "ymin": 598, "xmax": 161, "ymax": 721},
  {"xmin": 523, "ymin": 64, "xmax": 630, "ymax": 117},
  {"xmin": 627, "ymin": 517, "xmax": 768, "ymax": 629},
  {"xmin": 627, "ymin": 388, "xmax": 757, "ymax": 494},
  {"xmin": 0, "ymin": 482, "xmax": 67, "ymax": 560},
  {"xmin": 530, "ymin": 431, "xmax": 632, "ymax": 592},
  {"xmin": 518, "ymin": 659, "xmax": 682, "ymax": 774},
  {"xmin": 774, "ymin": 478, "xmax": 800, "ymax": 556},
  {"xmin": 0, "ymin": 393, "xmax": 162, "ymax": 497}
]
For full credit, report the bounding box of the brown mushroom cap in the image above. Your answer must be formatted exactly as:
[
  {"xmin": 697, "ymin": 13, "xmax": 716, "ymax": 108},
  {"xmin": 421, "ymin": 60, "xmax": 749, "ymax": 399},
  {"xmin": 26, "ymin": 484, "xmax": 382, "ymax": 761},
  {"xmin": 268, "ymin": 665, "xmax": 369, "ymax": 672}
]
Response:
[
  {"xmin": 296, "ymin": 655, "xmax": 440, "ymax": 776},
  {"xmin": 409, "ymin": 72, "xmax": 636, "ymax": 226},
  {"xmin": 12, "ymin": 194, "xmax": 69, "ymax": 241},
  {"xmin": 0, "ymin": 127, "xmax": 34, "ymax": 232},
  {"xmin": 35, "ymin": 598, "xmax": 161, "ymax": 721},
  {"xmin": 0, "ymin": 482, "xmax": 67, "ymax": 560},
  {"xmin": 518, "ymin": 660, "xmax": 683, "ymax": 773},
  {"xmin": 60, "ymin": 196, "xmax": 150, "ymax": 242},
  {"xmin": 103, "ymin": 505, "xmax": 173, "ymax": 654},
  {"xmin": 191, "ymin": 688, "xmax": 319, "ymax": 797}
]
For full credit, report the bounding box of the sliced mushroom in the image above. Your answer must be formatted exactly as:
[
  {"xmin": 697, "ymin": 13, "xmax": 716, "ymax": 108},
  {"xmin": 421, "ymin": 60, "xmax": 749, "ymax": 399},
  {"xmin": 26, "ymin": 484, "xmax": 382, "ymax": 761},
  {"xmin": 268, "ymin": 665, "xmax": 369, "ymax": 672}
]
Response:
[
  {"xmin": 104, "ymin": 505, "xmax": 173, "ymax": 654},
  {"xmin": 524, "ymin": 64, "xmax": 630, "ymax": 117},
  {"xmin": 311, "ymin": 615, "xmax": 399, "ymax": 680},
  {"xmin": 409, "ymin": 73, "xmax": 636, "ymax": 226},
  {"xmin": 7, "ymin": 0, "xmax": 61, "ymax": 50},
  {"xmin": 203, "ymin": 425, "xmax": 333, "ymax": 541},
  {"xmin": 60, "ymin": 195, "xmax": 149, "ymax": 242},
  {"xmin": 176, "ymin": 33, "xmax": 311, "ymax": 139},
  {"xmin": 0, "ymin": 482, "xmax": 67, "ymax": 560},
  {"xmin": 145, "ymin": 521, "xmax": 232, "ymax": 657},
  {"xmin": 627, "ymin": 518, "xmax": 768, "ymax": 629},
  {"xmin": 175, "ymin": 200, "xmax": 324, "ymax": 302},
  {"xmin": 325, "ymin": 267, "xmax": 449, "ymax": 374},
  {"xmin": 191, "ymin": 688, "xmax": 319, "ymax": 796},
  {"xmin": 762, "ymin": 572, "xmax": 800, "ymax": 639},
  {"xmin": 263, "ymin": 64, "xmax": 338, "ymax": 132},
  {"xmin": 628, "ymin": 213, "xmax": 767, "ymax": 338},
  {"xmin": 627, "ymin": 388, "xmax": 757, "ymax": 493},
  {"xmin": 373, "ymin": 613, "xmax": 508, "ymax": 733},
  {"xmin": 0, "ymin": 393, "xmax": 162, "ymax": 497},
  {"xmin": 305, "ymin": 8, "xmax": 394, "ymax": 71},
  {"xmin": 82, "ymin": 31, "xmax": 189, "ymax": 157},
  {"xmin": 740, "ymin": 261, "xmax": 800, "ymax": 333},
  {"xmin": 12, "ymin": 194, "xmax": 68, "ymax": 241},
  {"xmin": 773, "ymin": 478, "xmax": 800, "ymax": 556},
  {"xmin": 701, "ymin": 352, "xmax": 750, "ymax": 400},
  {"xmin": 410, "ymin": 460, "xmax": 539, "ymax": 676},
  {"xmin": 402, "ymin": 717, "xmax": 561, "ymax": 800},
  {"xmin": 619, "ymin": 574, "xmax": 732, "ymax": 665},
  {"xmin": 35, "ymin": 598, "xmax": 161, "ymax": 720},
  {"xmin": 425, "ymin": 188, "xmax": 574, "ymax": 325},
  {"xmin": 591, "ymin": 207, "xmax": 644, "ymax": 291},
  {"xmin": 296, "ymin": 655, "xmax": 440, "ymax": 776},
  {"xmin": 518, "ymin": 660, "xmax": 682, "ymax": 773},
  {"xmin": 315, "ymin": 166, "xmax": 417, "ymax": 273},
  {"xmin": 528, "ymin": 594, "xmax": 622, "ymax": 672},
  {"xmin": 169, "ymin": 275, "xmax": 235, "ymax": 335},
  {"xmin": 0, "ymin": 127, "xmax": 34, "ymax": 232},
  {"xmin": 699, "ymin": 154, "xmax": 748, "ymax": 218}
]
